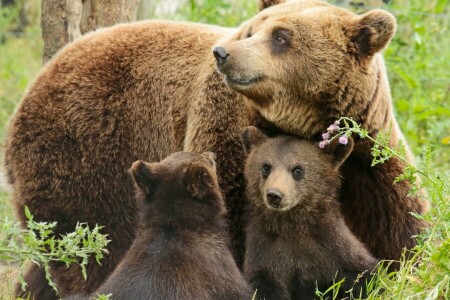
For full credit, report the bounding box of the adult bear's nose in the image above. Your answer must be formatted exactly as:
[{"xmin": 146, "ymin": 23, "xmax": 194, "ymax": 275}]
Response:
[
  {"xmin": 213, "ymin": 46, "xmax": 230, "ymax": 67},
  {"xmin": 266, "ymin": 189, "xmax": 284, "ymax": 208}
]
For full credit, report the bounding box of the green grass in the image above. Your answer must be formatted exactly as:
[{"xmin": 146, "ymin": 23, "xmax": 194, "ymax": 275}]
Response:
[
  {"xmin": 0, "ymin": 2, "xmax": 42, "ymax": 144},
  {"xmin": 0, "ymin": 0, "xmax": 449, "ymax": 299},
  {"xmin": 383, "ymin": 0, "xmax": 450, "ymax": 172},
  {"xmin": 0, "ymin": 27, "xmax": 43, "ymax": 142},
  {"xmin": 0, "ymin": 190, "xmax": 12, "ymax": 220}
]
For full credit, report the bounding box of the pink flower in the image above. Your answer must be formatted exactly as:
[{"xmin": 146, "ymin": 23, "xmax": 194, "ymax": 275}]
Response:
[
  {"xmin": 322, "ymin": 132, "xmax": 330, "ymax": 140},
  {"xmin": 334, "ymin": 120, "xmax": 340, "ymax": 126},
  {"xmin": 319, "ymin": 140, "xmax": 330, "ymax": 148},
  {"xmin": 339, "ymin": 135, "xmax": 348, "ymax": 145},
  {"xmin": 327, "ymin": 124, "xmax": 339, "ymax": 133}
]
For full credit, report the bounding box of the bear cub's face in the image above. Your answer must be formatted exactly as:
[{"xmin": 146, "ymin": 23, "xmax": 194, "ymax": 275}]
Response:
[
  {"xmin": 130, "ymin": 152, "xmax": 225, "ymax": 225},
  {"xmin": 241, "ymin": 126, "xmax": 353, "ymax": 212}
]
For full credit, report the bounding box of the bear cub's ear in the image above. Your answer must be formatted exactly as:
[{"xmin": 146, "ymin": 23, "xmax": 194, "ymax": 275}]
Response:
[
  {"xmin": 130, "ymin": 160, "xmax": 160, "ymax": 194},
  {"xmin": 259, "ymin": 0, "xmax": 286, "ymax": 11},
  {"xmin": 349, "ymin": 9, "xmax": 396, "ymax": 56},
  {"xmin": 322, "ymin": 136, "xmax": 354, "ymax": 168},
  {"xmin": 241, "ymin": 126, "xmax": 268, "ymax": 154},
  {"xmin": 185, "ymin": 162, "xmax": 217, "ymax": 199},
  {"xmin": 201, "ymin": 151, "xmax": 217, "ymax": 169}
]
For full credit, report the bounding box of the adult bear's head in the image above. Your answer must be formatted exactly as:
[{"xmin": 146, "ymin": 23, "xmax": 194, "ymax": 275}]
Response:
[{"xmin": 213, "ymin": 0, "xmax": 396, "ymax": 138}]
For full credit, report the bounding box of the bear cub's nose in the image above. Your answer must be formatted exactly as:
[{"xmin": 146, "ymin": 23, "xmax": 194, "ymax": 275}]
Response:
[
  {"xmin": 266, "ymin": 189, "xmax": 284, "ymax": 208},
  {"xmin": 213, "ymin": 46, "xmax": 230, "ymax": 67}
]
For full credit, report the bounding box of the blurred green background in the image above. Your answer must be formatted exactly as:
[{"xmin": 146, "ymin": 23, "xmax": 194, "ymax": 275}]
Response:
[{"xmin": 0, "ymin": 0, "xmax": 449, "ymax": 297}]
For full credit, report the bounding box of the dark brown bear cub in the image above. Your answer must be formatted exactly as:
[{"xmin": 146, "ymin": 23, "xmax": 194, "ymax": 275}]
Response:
[
  {"xmin": 241, "ymin": 127, "xmax": 378, "ymax": 300},
  {"xmin": 93, "ymin": 152, "xmax": 251, "ymax": 300}
]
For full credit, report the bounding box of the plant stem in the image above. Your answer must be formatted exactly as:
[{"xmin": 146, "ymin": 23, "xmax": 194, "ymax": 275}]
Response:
[
  {"xmin": 0, "ymin": 246, "xmax": 53, "ymax": 258},
  {"xmin": 338, "ymin": 117, "xmax": 438, "ymax": 185}
]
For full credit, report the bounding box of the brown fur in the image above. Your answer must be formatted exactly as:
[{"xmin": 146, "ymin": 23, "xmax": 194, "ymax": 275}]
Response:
[
  {"xmin": 79, "ymin": 152, "xmax": 250, "ymax": 300},
  {"xmin": 241, "ymin": 127, "xmax": 378, "ymax": 299},
  {"xmin": 5, "ymin": 0, "xmax": 426, "ymax": 296}
]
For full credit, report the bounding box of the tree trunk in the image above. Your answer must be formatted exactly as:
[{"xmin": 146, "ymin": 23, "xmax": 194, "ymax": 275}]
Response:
[
  {"xmin": 81, "ymin": 0, "xmax": 140, "ymax": 33},
  {"xmin": 41, "ymin": 0, "xmax": 141, "ymax": 63}
]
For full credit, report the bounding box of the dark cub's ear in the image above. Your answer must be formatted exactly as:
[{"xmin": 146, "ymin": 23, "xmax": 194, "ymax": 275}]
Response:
[
  {"xmin": 201, "ymin": 151, "xmax": 217, "ymax": 169},
  {"xmin": 322, "ymin": 137, "xmax": 354, "ymax": 168},
  {"xmin": 349, "ymin": 9, "xmax": 396, "ymax": 56},
  {"xmin": 130, "ymin": 160, "xmax": 159, "ymax": 194},
  {"xmin": 202, "ymin": 151, "xmax": 217, "ymax": 161},
  {"xmin": 259, "ymin": 0, "xmax": 286, "ymax": 11},
  {"xmin": 185, "ymin": 162, "xmax": 216, "ymax": 199},
  {"xmin": 241, "ymin": 126, "xmax": 268, "ymax": 154}
]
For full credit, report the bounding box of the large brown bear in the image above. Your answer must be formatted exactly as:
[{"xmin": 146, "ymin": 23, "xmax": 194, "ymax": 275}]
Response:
[{"xmin": 5, "ymin": 0, "xmax": 427, "ymax": 298}]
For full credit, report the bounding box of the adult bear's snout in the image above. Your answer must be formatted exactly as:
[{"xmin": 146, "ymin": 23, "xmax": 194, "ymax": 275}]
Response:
[{"xmin": 213, "ymin": 46, "xmax": 230, "ymax": 67}]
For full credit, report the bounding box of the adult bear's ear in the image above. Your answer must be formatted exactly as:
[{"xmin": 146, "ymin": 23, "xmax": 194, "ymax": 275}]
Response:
[
  {"xmin": 241, "ymin": 126, "xmax": 268, "ymax": 154},
  {"xmin": 130, "ymin": 160, "xmax": 160, "ymax": 194},
  {"xmin": 348, "ymin": 9, "xmax": 396, "ymax": 56},
  {"xmin": 259, "ymin": 0, "xmax": 286, "ymax": 11},
  {"xmin": 185, "ymin": 162, "xmax": 216, "ymax": 199},
  {"xmin": 322, "ymin": 136, "xmax": 354, "ymax": 169}
]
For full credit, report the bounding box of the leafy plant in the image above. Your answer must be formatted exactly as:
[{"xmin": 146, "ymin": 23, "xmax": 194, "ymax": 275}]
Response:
[
  {"xmin": 0, "ymin": 207, "xmax": 110, "ymax": 293},
  {"xmin": 318, "ymin": 117, "xmax": 449, "ymax": 299}
]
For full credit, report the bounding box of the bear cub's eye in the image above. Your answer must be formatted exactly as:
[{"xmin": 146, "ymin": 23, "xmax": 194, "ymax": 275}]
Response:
[
  {"xmin": 275, "ymin": 36, "xmax": 286, "ymax": 44},
  {"xmin": 292, "ymin": 166, "xmax": 304, "ymax": 180},
  {"xmin": 261, "ymin": 164, "xmax": 271, "ymax": 178}
]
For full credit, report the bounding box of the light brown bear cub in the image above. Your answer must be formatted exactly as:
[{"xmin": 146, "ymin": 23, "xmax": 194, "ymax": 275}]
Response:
[
  {"xmin": 242, "ymin": 126, "xmax": 378, "ymax": 300},
  {"xmin": 92, "ymin": 152, "xmax": 251, "ymax": 300}
]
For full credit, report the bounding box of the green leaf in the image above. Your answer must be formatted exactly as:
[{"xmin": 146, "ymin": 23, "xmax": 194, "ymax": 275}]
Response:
[{"xmin": 24, "ymin": 206, "xmax": 32, "ymax": 221}]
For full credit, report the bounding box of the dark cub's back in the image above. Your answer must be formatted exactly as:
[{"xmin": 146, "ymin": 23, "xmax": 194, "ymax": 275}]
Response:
[{"xmin": 91, "ymin": 152, "xmax": 251, "ymax": 299}]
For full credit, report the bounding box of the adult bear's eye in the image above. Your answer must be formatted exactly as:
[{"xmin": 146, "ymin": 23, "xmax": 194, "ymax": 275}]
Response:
[
  {"xmin": 292, "ymin": 166, "xmax": 304, "ymax": 180},
  {"xmin": 271, "ymin": 29, "xmax": 290, "ymax": 54},
  {"xmin": 261, "ymin": 164, "xmax": 271, "ymax": 178}
]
